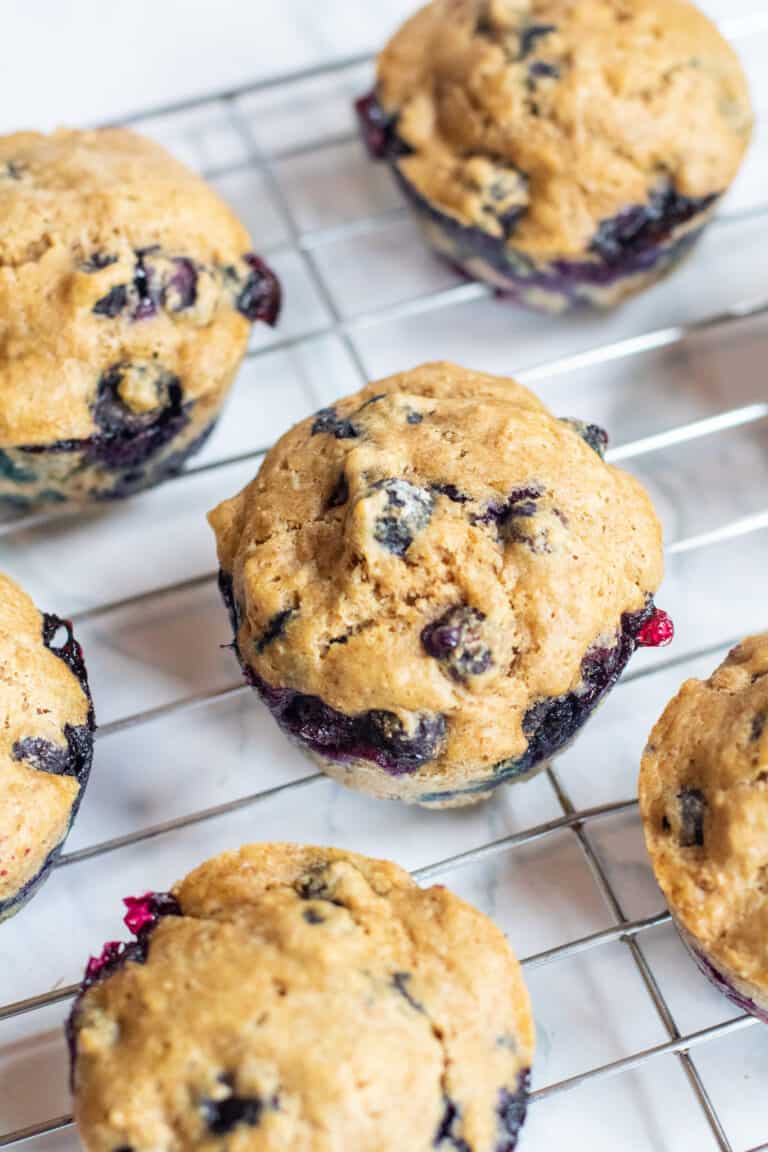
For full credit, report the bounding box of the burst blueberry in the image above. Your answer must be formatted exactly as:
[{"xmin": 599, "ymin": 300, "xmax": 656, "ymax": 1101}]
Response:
[
  {"xmin": 312, "ymin": 407, "xmax": 360, "ymax": 439},
  {"xmin": 561, "ymin": 418, "xmax": 609, "ymax": 457},
  {"xmin": 236, "ymin": 254, "xmax": 282, "ymax": 324},
  {"xmin": 422, "ymin": 605, "xmax": 493, "ymax": 680},
  {"xmin": 678, "ymin": 788, "xmax": 706, "ymax": 848},
  {"xmin": 371, "ymin": 478, "xmax": 435, "ymax": 557}
]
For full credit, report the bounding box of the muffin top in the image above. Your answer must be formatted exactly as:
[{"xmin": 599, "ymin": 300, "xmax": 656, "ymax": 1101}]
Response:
[
  {"xmin": 0, "ymin": 573, "xmax": 92, "ymax": 912},
  {"xmin": 640, "ymin": 636, "xmax": 768, "ymax": 989},
  {"xmin": 210, "ymin": 361, "xmax": 663, "ymax": 778},
  {"xmin": 0, "ymin": 128, "xmax": 277, "ymax": 447},
  {"xmin": 376, "ymin": 0, "xmax": 752, "ymax": 257},
  {"xmin": 70, "ymin": 843, "xmax": 534, "ymax": 1152}
]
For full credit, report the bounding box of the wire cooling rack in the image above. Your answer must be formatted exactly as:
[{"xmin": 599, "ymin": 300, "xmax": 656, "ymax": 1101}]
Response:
[{"xmin": 2, "ymin": 21, "xmax": 768, "ymax": 1152}]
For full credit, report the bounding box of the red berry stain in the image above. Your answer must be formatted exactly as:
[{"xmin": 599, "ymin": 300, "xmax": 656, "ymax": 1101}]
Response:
[
  {"xmin": 123, "ymin": 893, "xmax": 158, "ymax": 935},
  {"xmin": 124, "ymin": 889, "xmax": 181, "ymax": 935},
  {"xmin": 635, "ymin": 608, "xmax": 674, "ymax": 648},
  {"xmin": 85, "ymin": 941, "xmax": 124, "ymax": 980}
]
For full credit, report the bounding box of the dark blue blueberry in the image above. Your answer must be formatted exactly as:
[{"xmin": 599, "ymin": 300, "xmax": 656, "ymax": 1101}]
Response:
[
  {"xmin": 163, "ymin": 257, "xmax": 198, "ymax": 312},
  {"xmin": 93, "ymin": 416, "xmax": 217, "ymax": 500},
  {"xmin": 327, "ymin": 472, "xmax": 349, "ymax": 509},
  {"xmin": 560, "ymin": 418, "xmax": 609, "ymax": 457},
  {"xmin": 89, "ymin": 362, "xmax": 188, "ymax": 471},
  {"xmin": 255, "ymin": 610, "xmax": 293, "ymax": 654},
  {"xmin": 93, "ymin": 284, "xmax": 129, "ymax": 317},
  {"xmin": 371, "ymin": 478, "xmax": 435, "ymax": 557},
  {"xmin": 422, "ymin": 605, "xmax": 493, "ymax": 680},
  {"xmin": 202, "ymin": 1091, "xmax": 268, "ymax": 1136},
  {"xmin": 312, "ymin": 407, "xmax": 360, "ymax": 440},
  {"xmin": 678, "ymin": 788, "xmax": 706, "ymax": 848},
  {"xmin": 296, "ymin": 872, "xmax": 344, "ymax": 906},
  {"xmin": 528, "ymin": 60, "xmax": 560, "ymax": 79},
  {"xmin": 431, "ymin": 483, "xmax": 471, "ymax": 504},
  {"xmin": 236, "ymin": 254, "xmax": 281, "ymax": 325},
  {"xmin": 12, "ymin": 736, "xmax": 82, "ymax": 777},
  {"xmin": 495, "ymin": 1072, "xmax": 531, "ymax": 1152},
  {"xmin": 278, "ymin": 689, "xmax": 444, "ymax": 774},
  {"xmin": 519, "ymin": 24, "xmax": 557, "ymax": 58},
  {"xmin": 303, "ymin": 907, "xmax": 325, "ymax": 924},
  {"xmin": 479, "ymin": 167, "xmax": 529, "ymax": 239},
  {"xmin": 473, "ymin": 487, "xmax": 544, "ymax": 545},
  {"xmin": 355, "ymin": 90, "xmax": 398, "ymax": 159},
  {"xmin": 131, "ymin": 248, "xmax": 161, "ymax": 320},
  {"xmin": 91, "ymin": 248, "xmax": 162, "ymax": 320},
  {"xmin": 80, "ymin": 252, "xmax": 118, "ymax": 273},
  {"xmin": 362, "ymin": 710, "xmax": 446, "ymax": 769},
  {"xmin": 407, "ymin": 410, "xmax": 424, "ymax": 424},
  {"xmin": 392, "ymin": 972, "xmax": 424, "ymax": 1014},
  {"xmin": 591, "ymin": 185, "xmax": 719, "ymax": 265},
  {"xmin": 434, "ymin": 1097, "xmax": 470, "ymax": 1152}
]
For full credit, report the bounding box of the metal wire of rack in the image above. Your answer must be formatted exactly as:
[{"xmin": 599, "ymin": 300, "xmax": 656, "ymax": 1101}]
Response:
[{"xmin": 1, "ymin": 42, "xmax": 767, "ymax": 1152}]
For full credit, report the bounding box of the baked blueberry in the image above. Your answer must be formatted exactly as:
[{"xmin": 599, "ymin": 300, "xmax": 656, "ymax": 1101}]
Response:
[
  {"xmin": 68, "ymin": 844, "xmax": 534, "ymax": 1152},
  {"xmin": 369, "ymin": 478, "xmax": 435, "ymax": 557},
  {"xmin": 0, "ymin": 127, "xmax": 281, "ymax": 505},
  {"xmin": 357, "ymin": 0, "xmax": 752, "ymax": 312},
  {"xmin": 210, "ymin": 361, "xmax": 668, "ymax": 807},
  {"xmin": 0, "ymin": 573, "xmax": 94, "ymax": 922},
  {"xmin": 640, "ymin": 635, "xmax": 768, "ymax": 1023},
  {"xmin": 421, "ymin": 605, "xmax": 493, "ymax": 680}
]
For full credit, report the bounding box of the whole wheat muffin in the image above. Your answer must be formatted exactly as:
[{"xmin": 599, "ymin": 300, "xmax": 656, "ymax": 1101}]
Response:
[
  {"xmin": 640, "ymin": 636, "xmax": 768, "ymax": 1023},
  {"xmin": 0, "ymin": 573, "xmax": 94, "ymax": 922},
  {"xmin": 68, "ymin": 843, "xmax": 535, "ymax": 1152},
  {"xmin": 209, "ymin": 361, "xmax": 671, "ymax": 807},
  {"xmin": 357, "ymin": 0, "xmax": 752, "ymax": 312},
  {"xmin": 0, "ymin": 128, "xmax": 280, "ymax": 505}
]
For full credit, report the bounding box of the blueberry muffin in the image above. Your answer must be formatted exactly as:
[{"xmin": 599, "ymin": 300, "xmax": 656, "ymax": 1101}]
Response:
[
  {"xmin": 357, "ymin": 0, "xmax": 752, "ymax": 312},
  {"xmin": 640, "ymin": 636, "xmax": 768, "ymax": 1023},
  {"xmin": 0, "ymin": 573, "xmax": 94, "ymax": 922},
  {"xmin": 68, "ymin": 843, "xmax": 535, "ymax": 1152},
  {"xmin": 209, "ymin": 361, "xmax": 670, "ymax": 807},
  {"xmin": 0, "ymin": 128, "xmax": 281, "ymax": 505}
]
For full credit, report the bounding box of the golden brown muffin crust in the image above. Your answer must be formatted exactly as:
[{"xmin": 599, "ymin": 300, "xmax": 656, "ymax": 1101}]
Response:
[
  {"xmin": 0, "ymin": 573, "xmax": 90, "ymax": 905},
  {"xmin": 72, "ymin": 843, "xmax": 534, "ymax": 1152},
  {"xmin": 376, "ymin": 0, "xmax": 752, "ymax": 256},
  {"xmin": 210, "ymin": 361, "xmax": 663, "ymax": 785},
  {"xmin": 0, "ymin": 128, "xmax": 253, "ymax": 445},
  {"xmin": 640, "ymin": 635, "xmax": 768, "ymax": 993}
]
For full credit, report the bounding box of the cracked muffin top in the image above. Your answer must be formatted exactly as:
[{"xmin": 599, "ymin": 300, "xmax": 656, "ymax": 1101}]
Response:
[
  {"xmin": 640, "ymin": 636, "xmax": 768, "ymax": 989},
  {"xmin": 0, "ymin": 573, "xmax": 92, "ymax": 913},
  {"xmin": 0, "ymin": 128, "xmax": 277, "ymax": 447},
  {"xmin": 70, "ymin": 843, "xmax": 534, "ymax": 1152},
  {"xmin": 209, "ymin": 361, "xmax": 663, "ymax": 778},
  {"xmin": 375, "ymin": 0, "xmax": 752, "ymax": 257}
]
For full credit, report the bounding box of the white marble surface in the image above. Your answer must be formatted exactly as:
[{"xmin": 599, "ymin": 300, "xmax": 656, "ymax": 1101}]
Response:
[{"xmin": 1, "ymin": 3, "xmax": 768, "ymax": 1150}]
